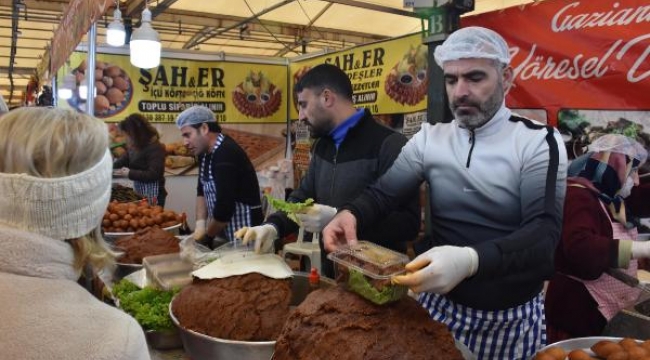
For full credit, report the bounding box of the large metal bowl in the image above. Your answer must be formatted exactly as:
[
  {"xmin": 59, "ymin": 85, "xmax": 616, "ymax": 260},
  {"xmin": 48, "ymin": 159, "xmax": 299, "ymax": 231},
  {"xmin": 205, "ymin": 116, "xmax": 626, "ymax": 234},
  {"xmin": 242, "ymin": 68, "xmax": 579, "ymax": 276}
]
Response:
[
  {"xmin": 110, "ymin": 231, "xmax": 185, "ymax": 283},
  {"xmin": 113, "ymin": 262, "xmax": 143, "ymax": 282},
  {"xmin": 169, "ymin": 271, "xmax": 335, "ymax": 360},
  {"xmin": 104, "ymin": 223, "xmax": 181, "ymax": 243}
]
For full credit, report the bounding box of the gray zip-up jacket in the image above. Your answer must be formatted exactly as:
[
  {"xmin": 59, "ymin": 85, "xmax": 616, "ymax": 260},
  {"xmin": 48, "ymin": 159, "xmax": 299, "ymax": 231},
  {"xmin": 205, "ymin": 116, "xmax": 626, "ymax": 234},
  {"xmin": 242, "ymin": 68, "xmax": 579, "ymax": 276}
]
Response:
[
  {"xmin": 345, "ymin": 105, "xmax": 568, "ymax": 310},
  {"xmin": 266, "ymin": 110, "xmax": 421, "ymax": 278}
]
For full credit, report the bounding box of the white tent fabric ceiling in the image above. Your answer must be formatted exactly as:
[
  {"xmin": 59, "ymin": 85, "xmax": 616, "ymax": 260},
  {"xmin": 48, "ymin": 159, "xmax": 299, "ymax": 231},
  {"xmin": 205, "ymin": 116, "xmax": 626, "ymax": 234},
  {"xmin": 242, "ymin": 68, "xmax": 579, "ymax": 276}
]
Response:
[{"xmin": 0, "ymin": 0, "xmax": 537, "ymax": 107}]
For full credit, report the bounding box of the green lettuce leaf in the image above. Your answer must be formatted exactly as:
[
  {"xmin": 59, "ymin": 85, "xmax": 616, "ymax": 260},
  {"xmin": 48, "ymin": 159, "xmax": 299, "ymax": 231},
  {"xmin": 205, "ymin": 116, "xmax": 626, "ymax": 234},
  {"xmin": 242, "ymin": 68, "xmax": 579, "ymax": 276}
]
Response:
[
  {"xmin": 112, "ymin": 279, "xmax": 180, "ymax": 331},
  {"xmin": 265, "ymin": 194, "xmax": 314, "ymax": 224},
  {"xmin": 347, "ymin": 269, "xmax": 404, "ymax": 305}
]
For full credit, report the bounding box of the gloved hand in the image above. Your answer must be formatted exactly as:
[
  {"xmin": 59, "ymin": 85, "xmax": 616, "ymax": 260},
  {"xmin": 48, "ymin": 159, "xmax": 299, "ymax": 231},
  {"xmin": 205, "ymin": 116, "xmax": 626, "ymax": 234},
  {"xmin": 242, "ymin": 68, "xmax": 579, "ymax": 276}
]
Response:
[
  {"xmin": 196, "ymin": 233, "xmax": 214, "ymax": 250},
  {"xmin": 235, "ymin": 224, "xmax": 277, "ymax": 254},
  {"xmin": 632, "ymin": 241, "xmax": 650, "ymax": 259},
  {"xmin": 192, "ymin": 219, "xmax": 206, "ymax": 240},
  {"xmin": 113, "ymin": 167, "xmax": 131, "ymax": 178},
  {"xmin": 294, "ymin": 204, "xmax": 337, "ymax": 233},
  {"xmin": 392, "ymin": 246, "xmax": 479, "ymax": 294}
]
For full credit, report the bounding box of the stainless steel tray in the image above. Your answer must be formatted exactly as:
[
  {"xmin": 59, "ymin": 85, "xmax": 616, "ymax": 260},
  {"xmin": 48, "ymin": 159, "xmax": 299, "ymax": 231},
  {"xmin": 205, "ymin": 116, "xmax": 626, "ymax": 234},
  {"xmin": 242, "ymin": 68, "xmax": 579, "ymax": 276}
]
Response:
[
  {"xmin": 143, "ymin": 253, "xmax": 193, "ymax": 291},
  {"xmin": 537, "ymin": 336, "xmax": 641, "ymax": 359}
]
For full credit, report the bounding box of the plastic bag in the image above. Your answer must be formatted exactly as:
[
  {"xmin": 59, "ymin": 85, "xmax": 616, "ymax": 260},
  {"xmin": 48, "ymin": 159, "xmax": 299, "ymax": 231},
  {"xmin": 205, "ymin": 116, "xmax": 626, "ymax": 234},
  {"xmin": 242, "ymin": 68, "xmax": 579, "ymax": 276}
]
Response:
[{"xmin": 178, "ymin": 235, "xmax": 223, "ymax": 268}]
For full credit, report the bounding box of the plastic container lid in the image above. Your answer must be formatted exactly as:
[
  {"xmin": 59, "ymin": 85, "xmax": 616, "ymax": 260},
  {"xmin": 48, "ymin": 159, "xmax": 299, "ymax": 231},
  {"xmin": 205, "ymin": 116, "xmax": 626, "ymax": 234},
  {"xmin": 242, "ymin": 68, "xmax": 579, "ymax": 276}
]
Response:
[
  {"xmin": 327, "ymin": 241, "xmax": 409, "ymax": 279},
  {"xmin": 214, "ymin": 239, "xmax": 257, "ymax": 264},
  {"xmin": 143, "ymin": 253, "xmax": 193, "ymax": 291}
]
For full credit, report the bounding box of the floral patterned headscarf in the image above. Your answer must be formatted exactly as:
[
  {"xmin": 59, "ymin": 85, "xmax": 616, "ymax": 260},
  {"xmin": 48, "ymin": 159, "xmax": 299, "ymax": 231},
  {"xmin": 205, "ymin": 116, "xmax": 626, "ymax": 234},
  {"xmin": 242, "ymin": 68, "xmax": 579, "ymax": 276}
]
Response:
[{"xmin": 569, "ymin": 134, "xmax": 647, "ymax": 225}]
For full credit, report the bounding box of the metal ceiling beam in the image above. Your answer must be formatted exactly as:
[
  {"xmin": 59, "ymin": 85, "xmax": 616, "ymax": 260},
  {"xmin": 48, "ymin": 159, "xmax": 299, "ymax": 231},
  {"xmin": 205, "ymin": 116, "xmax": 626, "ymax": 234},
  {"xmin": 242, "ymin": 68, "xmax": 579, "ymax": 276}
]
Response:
[
  {"xmin": 158, "ymin": 10, "xmax": 384, "ymax": 46},
  {"xmin": 322, "ymin": 0, "xmax": 420, "ymax": 17},
  {"xmin": 0, "ymin": 66, "xmax": 34, "ymax": 75},
  {"xmin": 274, "ymin": 2, "xmax": 333, "ymax": 57},
  {"xmin": 150, "ymin": 0, "xmax": 180, "ymax": 18},
  {"xmin": 184, "ymin": 0, "xmax": 297, "ymax": 49},
  {"xmin": 124, "ymin": 0, "xmax": 147, "ymax": 19},
  {"xmin": 125, "ymin": 0, "xmax": 180, "ymax": 20}
]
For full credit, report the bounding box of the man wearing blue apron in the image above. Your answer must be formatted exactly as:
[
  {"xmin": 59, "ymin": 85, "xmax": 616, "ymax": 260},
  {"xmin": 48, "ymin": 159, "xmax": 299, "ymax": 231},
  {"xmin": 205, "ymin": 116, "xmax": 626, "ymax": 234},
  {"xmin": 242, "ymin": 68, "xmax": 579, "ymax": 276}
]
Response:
[
  {"xmin": 323, "ymin": 27, "xmax": 568, "ymax": 360},
  {"xmin": 176, "ymin": 106, "xmax": 263, "ymax": 249}
]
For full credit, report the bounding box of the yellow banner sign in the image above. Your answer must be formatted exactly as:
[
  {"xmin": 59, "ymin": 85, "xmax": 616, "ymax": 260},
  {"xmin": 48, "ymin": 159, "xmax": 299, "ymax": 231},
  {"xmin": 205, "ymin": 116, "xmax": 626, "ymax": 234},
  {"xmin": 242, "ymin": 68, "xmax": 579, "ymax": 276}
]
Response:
[
  {"xmin": 289, "ymin": 33, "xmax": 428, "ymax": 119},
  {"xmin": 57, "ymin": 52, "xmax": 288, "ymax": 123}
]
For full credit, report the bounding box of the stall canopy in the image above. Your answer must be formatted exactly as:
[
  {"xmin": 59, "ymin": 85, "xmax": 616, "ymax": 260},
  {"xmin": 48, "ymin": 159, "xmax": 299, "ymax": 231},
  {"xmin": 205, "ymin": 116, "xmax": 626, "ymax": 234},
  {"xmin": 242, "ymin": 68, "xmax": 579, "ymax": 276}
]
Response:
[{"xmin": 0, "ymin": 0, "xmax": 537, "ymax": 108}]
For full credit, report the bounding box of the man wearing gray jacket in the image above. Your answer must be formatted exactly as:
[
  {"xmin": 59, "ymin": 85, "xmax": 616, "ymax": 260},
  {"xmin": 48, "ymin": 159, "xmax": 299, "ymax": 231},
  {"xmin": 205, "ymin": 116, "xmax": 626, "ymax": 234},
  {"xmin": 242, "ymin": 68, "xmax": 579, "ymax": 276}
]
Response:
[{"xmin": 323, "ymin": 27, "xmax": 568, "ymax": 360}]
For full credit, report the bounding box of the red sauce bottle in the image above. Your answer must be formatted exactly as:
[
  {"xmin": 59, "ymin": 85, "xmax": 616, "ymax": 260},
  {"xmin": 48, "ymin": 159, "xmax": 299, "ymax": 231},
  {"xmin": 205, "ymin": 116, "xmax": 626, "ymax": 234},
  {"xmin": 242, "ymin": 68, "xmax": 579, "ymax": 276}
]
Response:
[{"xmin": 308, "ymin": 267, "xmax": 320, "ymax": 293}]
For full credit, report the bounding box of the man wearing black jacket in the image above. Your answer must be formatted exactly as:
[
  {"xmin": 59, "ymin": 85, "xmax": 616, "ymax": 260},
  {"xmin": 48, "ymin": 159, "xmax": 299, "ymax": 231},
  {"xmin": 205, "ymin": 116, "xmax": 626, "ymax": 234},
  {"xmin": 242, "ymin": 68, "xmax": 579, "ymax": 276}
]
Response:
[{"xmin": 236, "ymin": 64, "xmax": 420, "ymax": 278}]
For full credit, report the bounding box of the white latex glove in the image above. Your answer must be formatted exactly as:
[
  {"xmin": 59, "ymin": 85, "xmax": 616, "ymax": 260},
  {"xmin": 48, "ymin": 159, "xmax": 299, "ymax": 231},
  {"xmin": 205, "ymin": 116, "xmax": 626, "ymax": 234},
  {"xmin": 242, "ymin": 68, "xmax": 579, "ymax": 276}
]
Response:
[
  {"xmin": 235, "ymin": 224, "xmax": 278, "ymax": 254},
  {"xmin": 192, "ymin": 219, "xmax": 206, "ymax": 240},
  {"xmin": 392, "ymin": 246, "xmax": 478, "ymax": 294},
  {"xmin": 632, "ymin": 241, "xmax": 650, "ymax": 259},
  {"xmin": 294, "ymin": 204, "xmax": 337, "ymax": 233},
  {"xmin": 112, "ymin": 167, "xmax": 129, "ymax": 177}
]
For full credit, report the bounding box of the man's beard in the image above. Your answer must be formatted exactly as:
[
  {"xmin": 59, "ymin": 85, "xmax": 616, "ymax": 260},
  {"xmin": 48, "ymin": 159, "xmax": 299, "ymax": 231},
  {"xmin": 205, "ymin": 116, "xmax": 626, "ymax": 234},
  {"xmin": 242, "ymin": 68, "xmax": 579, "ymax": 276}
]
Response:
[
  {"xmin": 451, "ymin": 80, "xmax": 504, "ymax": 130},
  {"xmin": 307, "ymin": 117, "xmax": 334, "ymax": 138}
]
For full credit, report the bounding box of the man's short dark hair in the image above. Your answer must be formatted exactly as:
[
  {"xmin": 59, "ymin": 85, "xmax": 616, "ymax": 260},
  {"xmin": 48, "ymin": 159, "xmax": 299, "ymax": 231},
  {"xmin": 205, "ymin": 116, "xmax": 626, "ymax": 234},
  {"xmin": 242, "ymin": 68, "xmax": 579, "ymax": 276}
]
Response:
[
  {"xmin": 294, "ymin": 63, "xmax": 353, "ymax": 101},
  {"xmin": 191, "ymin": 121, "xmax": 222, "ymax": 133}
]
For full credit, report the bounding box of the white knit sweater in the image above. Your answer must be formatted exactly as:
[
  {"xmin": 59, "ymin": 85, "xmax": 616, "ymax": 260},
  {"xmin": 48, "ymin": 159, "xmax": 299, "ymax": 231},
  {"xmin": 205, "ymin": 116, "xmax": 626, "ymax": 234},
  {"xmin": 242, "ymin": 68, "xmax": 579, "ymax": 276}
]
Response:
[{"xmin": 0, "ymin": 226, "xmax": 150, "ymax": 360}]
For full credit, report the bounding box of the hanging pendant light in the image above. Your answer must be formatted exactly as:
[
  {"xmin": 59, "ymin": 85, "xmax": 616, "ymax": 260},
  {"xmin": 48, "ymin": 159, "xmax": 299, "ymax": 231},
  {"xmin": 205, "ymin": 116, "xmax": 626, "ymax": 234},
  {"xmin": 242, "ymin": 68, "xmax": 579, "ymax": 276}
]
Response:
[
  {"xmin": 130, "ymin": 7, "xmax": 161, "ymax": 69},
  {"xmin": 57, "ymin": 72, "xmax": 75, "ymax": 100},
  {"xmin": 106, "ymin": 6, "xmax": 126, "ymax": 46}
]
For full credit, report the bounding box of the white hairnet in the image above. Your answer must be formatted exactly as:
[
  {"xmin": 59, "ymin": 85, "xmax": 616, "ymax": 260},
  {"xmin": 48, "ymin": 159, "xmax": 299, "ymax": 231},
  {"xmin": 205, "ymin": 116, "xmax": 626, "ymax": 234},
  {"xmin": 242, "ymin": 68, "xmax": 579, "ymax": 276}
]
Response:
[
  {"xmin": 589, "ymin": 134, "xmax": 648, "ymax": 165},
  {"xmin": 434, "ymin": 26, "xmax": 510, "ymax": 68},
  {"xmin": 175, "ymin": 106, "xmax": 216, "ymax": 129}
]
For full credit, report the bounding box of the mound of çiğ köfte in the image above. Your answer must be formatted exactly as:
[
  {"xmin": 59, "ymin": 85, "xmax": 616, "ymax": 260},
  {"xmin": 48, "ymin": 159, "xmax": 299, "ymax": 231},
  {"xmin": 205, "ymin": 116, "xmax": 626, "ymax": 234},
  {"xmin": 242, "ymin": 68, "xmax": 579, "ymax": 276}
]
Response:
[
  {"xmin": 273, "ymin": 285, "xmax": 464, "ymax": 360},
  {"xmin": 171, "ymin": 273, "xmax": 292, "ymax": 341}
]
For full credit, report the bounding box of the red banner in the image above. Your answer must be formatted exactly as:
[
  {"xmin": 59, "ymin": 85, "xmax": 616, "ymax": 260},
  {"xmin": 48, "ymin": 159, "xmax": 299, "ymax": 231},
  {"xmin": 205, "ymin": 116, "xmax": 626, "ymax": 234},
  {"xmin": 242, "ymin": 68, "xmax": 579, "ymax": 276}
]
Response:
[{"xmin": 464, "ymin": 0, "xmax": 650, "ymax": 125}]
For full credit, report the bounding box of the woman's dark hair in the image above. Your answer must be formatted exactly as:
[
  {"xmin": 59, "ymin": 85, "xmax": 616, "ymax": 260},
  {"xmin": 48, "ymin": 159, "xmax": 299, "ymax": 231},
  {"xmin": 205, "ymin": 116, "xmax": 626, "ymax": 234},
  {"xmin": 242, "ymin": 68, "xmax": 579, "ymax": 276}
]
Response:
[
  {"xmin": 118, "ymin": 113, "xmax": 160, "ymax": 149},
  {"xmin": 191, "ymin": 121, "xmax": 222, "ymax": 133}
]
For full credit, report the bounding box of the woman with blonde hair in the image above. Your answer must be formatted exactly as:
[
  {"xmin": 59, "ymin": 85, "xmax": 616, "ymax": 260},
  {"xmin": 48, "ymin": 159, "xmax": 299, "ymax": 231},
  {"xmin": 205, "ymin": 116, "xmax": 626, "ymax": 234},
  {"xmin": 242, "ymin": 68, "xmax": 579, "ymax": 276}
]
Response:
[{"xmin": 0, "ymin": 107, "xmax": 150, "ymax": 360}]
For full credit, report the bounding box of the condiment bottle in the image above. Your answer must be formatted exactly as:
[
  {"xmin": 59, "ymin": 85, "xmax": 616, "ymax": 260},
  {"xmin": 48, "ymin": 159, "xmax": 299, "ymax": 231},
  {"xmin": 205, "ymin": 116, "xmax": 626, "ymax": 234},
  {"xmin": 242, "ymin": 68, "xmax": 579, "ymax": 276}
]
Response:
[{"xmin": 308, "ymin": 267, "xmax": 320, "ymax": 293}]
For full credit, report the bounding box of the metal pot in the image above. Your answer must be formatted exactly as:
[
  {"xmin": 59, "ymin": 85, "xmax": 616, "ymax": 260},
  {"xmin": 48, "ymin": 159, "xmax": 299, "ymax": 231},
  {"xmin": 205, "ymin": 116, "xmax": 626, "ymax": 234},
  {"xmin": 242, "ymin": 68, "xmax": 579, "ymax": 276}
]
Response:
[
  {"xmin": 145, "ymin": 329, "xmax": 183, "ymax": 350},
  {"xmin": 113, "ymin": 262, "xmax": 143, "ymax": 282},
  {"xmin": 169, "ymin": 271, "xmax": 334, "ymax": 360}
]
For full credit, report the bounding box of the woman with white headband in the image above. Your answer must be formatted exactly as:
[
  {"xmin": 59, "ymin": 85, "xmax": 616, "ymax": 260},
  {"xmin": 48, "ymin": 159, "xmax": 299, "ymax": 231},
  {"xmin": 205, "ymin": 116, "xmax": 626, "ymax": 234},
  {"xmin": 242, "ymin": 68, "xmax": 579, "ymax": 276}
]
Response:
[{"xmin": 0, "ymin": 108, "xmax": 150, "ymax": 360}]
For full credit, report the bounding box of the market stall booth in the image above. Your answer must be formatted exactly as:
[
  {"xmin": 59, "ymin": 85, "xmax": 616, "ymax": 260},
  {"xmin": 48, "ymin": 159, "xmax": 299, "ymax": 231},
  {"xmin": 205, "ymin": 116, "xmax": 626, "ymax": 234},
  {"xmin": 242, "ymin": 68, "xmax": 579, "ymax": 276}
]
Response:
[{"xmin": 4, "ymin": 0, "xmax": 650, "ymax": 358}]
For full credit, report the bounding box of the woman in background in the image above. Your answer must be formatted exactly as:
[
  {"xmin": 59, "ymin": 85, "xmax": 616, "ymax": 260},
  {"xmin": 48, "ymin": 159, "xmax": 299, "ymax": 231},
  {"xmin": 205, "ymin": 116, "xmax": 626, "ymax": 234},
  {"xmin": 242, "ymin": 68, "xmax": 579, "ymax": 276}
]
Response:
[
  {"xmin": 113, "ymin": 113, "xmax": 168, "ymax": 207},
  {"xmin": 0, "ymin": 107, "xmax": 150, "ymax": 360},
  {"xmin": 546, "ymin": 134, "xmax": 650, "ymax": 342}
]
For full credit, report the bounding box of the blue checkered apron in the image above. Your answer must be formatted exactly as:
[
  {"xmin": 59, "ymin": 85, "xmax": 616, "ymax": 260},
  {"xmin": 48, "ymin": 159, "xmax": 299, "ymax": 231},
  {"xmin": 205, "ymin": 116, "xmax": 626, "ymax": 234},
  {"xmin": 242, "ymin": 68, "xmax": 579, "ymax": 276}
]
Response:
[
  {"xmin": 200, "ymin": 133, "xmax": 256, "ymax": 241},
  {"xmin": 133, "ymin": 181, "xmax": 159, "ymax": 206},
  {"xmin": 419, "ymin": 291, "xmax": 546, "ymax": 360}
]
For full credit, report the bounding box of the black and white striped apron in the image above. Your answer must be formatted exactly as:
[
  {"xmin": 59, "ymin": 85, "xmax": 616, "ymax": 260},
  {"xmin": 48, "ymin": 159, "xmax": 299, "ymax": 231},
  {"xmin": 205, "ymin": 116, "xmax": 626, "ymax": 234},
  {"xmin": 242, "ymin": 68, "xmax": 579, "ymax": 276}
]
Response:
[
  {"xmin": 200, "ymin": 133, "xmax": 255, "ymax": 241},
  {"xmin": 419, "ymin": 291, "xmax": 546, "ymax": 360},
  {"xmin": 133, "ymin": 181, "xmax": 159, "ymax": 206}
]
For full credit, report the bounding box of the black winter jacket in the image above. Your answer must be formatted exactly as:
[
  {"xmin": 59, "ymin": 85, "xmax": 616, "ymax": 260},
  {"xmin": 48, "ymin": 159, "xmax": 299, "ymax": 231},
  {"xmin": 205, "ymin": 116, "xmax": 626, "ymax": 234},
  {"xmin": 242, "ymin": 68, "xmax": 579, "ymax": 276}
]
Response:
[{"xmin": 266, "ymin": 110, "xmax": 421, "ymax": 277}]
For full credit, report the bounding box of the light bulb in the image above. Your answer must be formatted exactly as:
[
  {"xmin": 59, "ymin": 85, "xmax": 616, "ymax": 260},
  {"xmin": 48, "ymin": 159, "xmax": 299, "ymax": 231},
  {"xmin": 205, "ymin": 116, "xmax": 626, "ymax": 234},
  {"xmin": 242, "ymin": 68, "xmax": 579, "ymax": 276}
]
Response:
[
  {"xmin": 79, "ymin": 85, "xmax": 97, "ymax": 100},
  {"xmin": 58, "ymin": 88, "xmax": 72, "ymax": 100},
  {"xmin": 130, "ymin": 8, "xmax": 161, "ymax": 69},
  {"xmin": 106, "ymin": 8, "xmax": 125, "ymax": 46},
  {"xmin": 79, "ymin": 84, "xmax": 88, "ymax": 100},
  {"xmin": 58, "ymin": 73, "xmax": 76, "ymax": 100}
]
